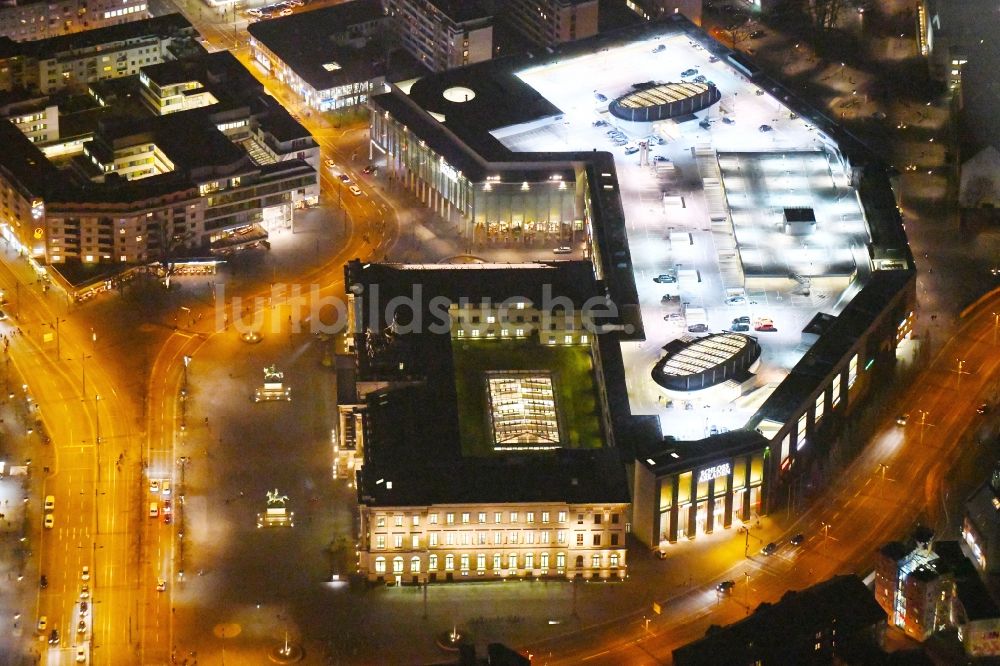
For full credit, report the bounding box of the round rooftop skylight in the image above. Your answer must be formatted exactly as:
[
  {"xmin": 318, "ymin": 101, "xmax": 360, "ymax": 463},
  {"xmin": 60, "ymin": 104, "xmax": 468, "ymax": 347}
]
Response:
[{"xmin": 442, "ymin": 86, "xmax": 476, "ymax": 103}]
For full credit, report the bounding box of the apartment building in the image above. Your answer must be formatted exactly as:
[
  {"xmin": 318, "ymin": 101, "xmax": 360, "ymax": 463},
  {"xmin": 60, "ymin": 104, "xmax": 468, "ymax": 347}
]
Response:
[
  {"xmin": 502, "ymin": 0, "xmax": 598, "ymax": 48},
  {"xmin": 0, "ymin": 51, "xmax": 318, "ymax": 268},
  {"xmin": 0, "ymin": 0, "xmax": 149, "ymax": 42},
  {"xmin": 0, "ymin": 14, "xmax": 196, "ymax": 95},
  {"xmin": 381, "ymin": 0, "xmax": 493, "ymax": 72}
]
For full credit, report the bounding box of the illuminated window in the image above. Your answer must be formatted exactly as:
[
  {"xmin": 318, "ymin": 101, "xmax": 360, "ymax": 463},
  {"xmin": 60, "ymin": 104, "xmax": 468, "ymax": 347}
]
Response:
[
  {"xmin": 410, "ymin": 556, "xmax": 420, "ymax": 573},
  {"xmin": 542, "ymin": 511, "xmax": 550, "ymax": 523},
  {"xmin": 429, "ymin": 554, "xmax": 438, "ymax": 570},
  {"xmin": 460, "ymin": 554, "xmax": 469, "ymax": 572},
  {"xmin": 445, "ymin": 554, "xmax": 454, "ymax": 571},
  {"xmin": 394, "ymin": 515, "xmax": 403, "ymax": 527},
  {"xmin": 476, "ymin": 554, "xmax": 486, "ymax": 572},
  {"xmin": 393, "ymin": 535, "xmax": 402, "ymax": 549},
  {"xmin": 478, "ymin": 512, "xmax": 486, "ymax": 523},
  {"xmin": 429, "ymin": 513, "xmax": 438, "ymax": 524},
  {"xmin": 610, "ymin": 553, "xmax": 619, "ymax": 568},
  {"xmin": 392, "ymin": 557, "xmax": 403, "ymax": 574},
  {"xmin": 591, "ymin": 554, "xmax": 601, "ymax": 569},
  {"xmin": 511, "ymin": 512, "xmax": 518, "ymax": 523},
  {"xmin": 376, "ymin": 516, "xmax": 385, "ymax": 528},
  {"xmin": 508, "ymin": 553, "xmax": 517, "ymax": 570},
  {"xmin": 411, "ymin": 535, "xmax": 419, "ymax": 549},
  {"xmin": 374, "ymin": 557, "xmax": 386, "ymax": 573},
  {"xmin": 525, "ymin": 553, "xmax": 534, "ymax": 570},
  {"xmin": 494, "ymin": 512, "xmax": 502, "ymax": 523},
  {"xmin": 493, "ymin": 553, "xmax": 501, "ymax": 571},
  {"xmin": 445, "ymin": 513, "xmax": 454, "ymax": 525},
  {"xmin": 375, "ymin": 535, "xmax": 385, "ymax": 549},
  {"xmin": 429, "ymin": 532, "xmax": 438, "ymax": 547},
  {"xmin": 461, "ymin": 512, "xmax": 470, "ymax": 524},
  {"xmin": 557, "ymin": 530, "xmax": 566, "ymax": 544},
  {"xmin": 558, "ymin": 511, "xmax": 567, "ymax": 523}
]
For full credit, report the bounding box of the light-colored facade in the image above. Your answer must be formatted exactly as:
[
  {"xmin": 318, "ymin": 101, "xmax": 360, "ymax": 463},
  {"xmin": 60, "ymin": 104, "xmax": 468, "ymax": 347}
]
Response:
[
  {"xmin": 0, "ymin": 0, "xmax": 149, "ymax": 42},
  {"xmin": 139, "ymin": 70, "xmax": 218, "ymax": 115},
  {"xmin": 359, "ymin": 503, "xmax": 628, "ymax": 584},
  {"xmin": 370, "ymin": 110, "xmax": 583, "ymax": 244},
  {"xmin": 504, "ymin": 0, "xmax": 598, "ymax": 48},
  {"xmin": 2, "ymin": 99, "xmax": 58, "ymax": 144},
  {"xmin": 382, "ymin": 0, "xmax": 492, "ymax": 72},
  {"xmin": 0, "ymin": 14, "xmax": 197, "ymax": 95}
]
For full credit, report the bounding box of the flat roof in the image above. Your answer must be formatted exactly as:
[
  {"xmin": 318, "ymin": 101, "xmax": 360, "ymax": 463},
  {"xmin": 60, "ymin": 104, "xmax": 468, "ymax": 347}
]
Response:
[
  {"xmin": 348, "ymin": 260, "xmax": 628, "ymax": 507},
  {"xmin": 370, "ymin": 13, "xmax": 913, "ymax": 455},
  {"xmin": 0, "ymin": 13, "xmax": 193, "ymax": 60},
  {"xmin": 247, "ymin": 0, "xmax": 389, "ymax": 92}
]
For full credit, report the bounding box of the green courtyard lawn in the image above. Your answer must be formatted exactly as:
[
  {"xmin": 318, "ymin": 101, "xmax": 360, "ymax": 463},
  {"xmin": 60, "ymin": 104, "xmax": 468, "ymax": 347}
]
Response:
[{"xmin": 452, "ymin": 339, "xmax": 605, "ymax": 457}]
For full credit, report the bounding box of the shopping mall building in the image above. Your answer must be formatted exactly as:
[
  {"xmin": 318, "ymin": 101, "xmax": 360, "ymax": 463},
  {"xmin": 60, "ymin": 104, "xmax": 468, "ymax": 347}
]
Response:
[{"xmin": 356, "ymin": 13, "xmax": 915, "ymax": 561}]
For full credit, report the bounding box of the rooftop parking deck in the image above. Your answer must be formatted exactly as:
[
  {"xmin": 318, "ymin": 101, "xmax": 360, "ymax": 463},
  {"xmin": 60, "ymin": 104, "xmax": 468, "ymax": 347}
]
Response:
[{"xmin": 503, "ymin": 31, "xmax": 874, "ymax": 440}]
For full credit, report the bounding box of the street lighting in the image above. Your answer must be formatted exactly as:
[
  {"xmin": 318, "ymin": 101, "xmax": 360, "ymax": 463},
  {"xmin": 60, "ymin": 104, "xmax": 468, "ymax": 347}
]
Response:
[
  {"xmin": 991, "ymin": 312, "xmax": 999, "ymax": 345},
  {"xmin": 744, "ymin": 570, "xmax": 751, "ymax": 616},
  {"xmin": 955, "ymin": 358, "xmax": 968, "ymax": 389}
]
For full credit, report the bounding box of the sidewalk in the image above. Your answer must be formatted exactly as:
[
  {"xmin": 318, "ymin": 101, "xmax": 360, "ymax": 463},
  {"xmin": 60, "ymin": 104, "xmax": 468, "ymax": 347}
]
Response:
[{"xmin": 0, "ymin": 354, "xmax": 51, "ymax": 664}]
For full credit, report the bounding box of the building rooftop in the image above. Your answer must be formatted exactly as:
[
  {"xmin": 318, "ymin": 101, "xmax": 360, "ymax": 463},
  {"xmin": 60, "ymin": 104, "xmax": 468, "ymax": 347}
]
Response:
[
  {"xmin": 673, "ymin": 575, "xmax": 886, "ymax": 665},
  {"xmin": 0, "ymin": 13, "xmax": 194, "ymax": 61},
  {"xmin": 348, "ymin": 260, "xmax": 628, "ymax": 507},
  {"xmin": 247, "ymin": 0, "xmax": 390, "ymax": 92},
  {"xmin": 421, "ymin": 0, "xmax": 493, "ymax": 24}
]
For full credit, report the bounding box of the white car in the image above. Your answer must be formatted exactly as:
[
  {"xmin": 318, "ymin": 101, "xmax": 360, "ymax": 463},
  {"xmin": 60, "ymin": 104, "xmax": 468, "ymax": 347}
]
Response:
[
  {"xmin": 323, "ymin": 158, "xmax": 336, "ymax": 169},
  {"xmin": 349, "ymin": 185, "xmax": 362, "ymax": 196},
  {"xmin": 44, "ymin": 513, "xmax": 54, "ymax": 529},
  {"xmin": 76, "ymin": 646, "xmax": 86, "ymax": 662},
  {"xmin": 156, "ymin": 578, "xmax": 166, "ymax": 592},
  {"xmin": 552, "ymin": 246, "xmax": 572, "ymax": 254},
  {"xmin": 81, "ymin": 566, "xmax": 90, "ymax": 581},
  {"xmin": 44, "ymin": 495, "xmax": 55, "ymax": 511},
  {"xmin": 79, "ymin": 585, "xmax": 90, "ymax": 599},
  {"xmin": 149, "ymin": 479, "xmax": 159, "ymax": 493}
]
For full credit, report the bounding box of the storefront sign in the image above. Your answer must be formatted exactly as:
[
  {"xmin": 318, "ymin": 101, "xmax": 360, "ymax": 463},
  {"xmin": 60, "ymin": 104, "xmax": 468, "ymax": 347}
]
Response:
[{"xmin": 698, "ymin": 463, "xmax": 731, "ymax": 483}]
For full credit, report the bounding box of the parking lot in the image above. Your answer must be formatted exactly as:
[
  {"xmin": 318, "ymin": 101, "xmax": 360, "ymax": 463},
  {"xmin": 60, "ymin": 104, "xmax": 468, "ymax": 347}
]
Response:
[{"xmin": 507, "ymin": 31, "xmax": 871, "ymax": 440}]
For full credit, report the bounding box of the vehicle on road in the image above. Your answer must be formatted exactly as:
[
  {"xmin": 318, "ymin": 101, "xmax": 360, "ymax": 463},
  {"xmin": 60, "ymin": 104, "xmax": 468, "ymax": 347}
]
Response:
[
  {"xmin": 44, "ymin": 495, "xmax": 54, "ymax": 511},
  {"xmin": 762, "ymin": 542, "xmax": 778, "ymax": 555},
  {"xmin": 725, "ymin": 295, "xmax": 746, "ymax": 305},
  {"xmin": 708, "ymin": 55, "xmax": 720, "ymax": 63},
  {"xmin": 79, "ymin": 601, "xmax": 88, "ymax": 615},
  {"xmin": 593, "ymin": 119, "xmax": 608, "ymax": 127},
  {"xmin": 977, "ymin": 403, "xmax": 989, "ymax": 415},
  {"xmin": 681, "ymin": 68, "xmax": 698, "ymax": 77},
  {"xmin": 722, "ymin": 116, "xmax": 735, "ymax": 125},
  {"xmin": 37, "ymin": 617, "xmax": 46, "ymax": 632},
  {"xmin": 664, "ymin": 313, "xmax": 683, "ymax": 321},
  {"xmin": 79, "ymin": 585, "xmax": 89, "ymax": 599},
  {"xmin": 624, "ymin": 145, "xmax": 639, "ymax": 155},
  {"xmin": 362, "ymin": 165, "xmax": 376, "ymax": 174},
  {"xmin": 687, "ymin": 323, "xmax": 709, "ymax": 333},
  {"xmin": 49, "ymin": 629, "xmax": 59, "ymax": 645},
  {"xmin": 754, "ymin": 322, "xmax": 776, "ymax": 332},
  {"xmin": 653, "ymin": 274, "xmax": 677, "ymax": 283},
  {"xmin": 731, "ymin": 323, "xmax": 750, "ymax": 332},
  {"xmin": 338, "ymin": 173, "xmax": 351, "ymax": 184},
  {"xmin": 81, "ymin": 566, "xmax": 89, "ymax": 581},
  {"xmin": 552, "ymin": 246, "xmax": 572, "ymax": 254},
  {"xmin": 156, "ymin": 578, "xmax": 167, "ymax": 591},
  {"xmin": 149, "ymin": 502, "xmax": 159, "ymax": 518},
  {"xmin": 40, "ymin": 575, "xmax": 47, "ymax": 588},
  {"xmin": 790, "ymin": 533, "xmax": 805, "ymax": 546},
  {"xmin": 749, "ymin": 30, "xmax": 766, "ymax": 39},
  {"xmin": 716, "ymin": 580, "xmax": 736, "ymax": 593},
  {"xmin": 699, "ymin": 119, "xmax": 711, "ymax": 129},
  {"xmin": 896, "ymin": 413, "xmax": 909, "ymax": 426},
  {"xmin": 149, "ymin": 479, "xmax": 159, "ymax": 493},
  {"xmin": 76, "ymin": 646, "xmax": 86, "ymax": 662},
  {"xmin": 693, "ymin": 75, "xmax": 707, "ymax": 83},
  {"xmin": 323, "ymin": 158, "xmax": 336, "ymax": 169},
  {"xmin": 655, "ymin": 549, "xmax": 667, "ymax": 559},
  {"xmin": 162, "ymin": 480, "xmax": 171, "ymax": 497},
  {"xmin": 594, "ymin": 91, "xmax": 608, "ymax": 102},
  {"xmin": 349, "ymin": 185, "xmax": 362, "ymax": 196},
  {"xmin": 758, "ymin": 124, "xmax": 773, "ymax": 132},
  {"xmin": 652, "ymin": 44, "xmax": 665, "ymax": 53},
  {"xmin": 733, "ymin": 316, "xmax": 750, "ymax": 324},
  {"xmin": 77, "ymin": 619, "xmax": 86, "ymax": 634},
  {"xmin": 44, "ymin": 513, "xmax": 53, "ymax": 528}
]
